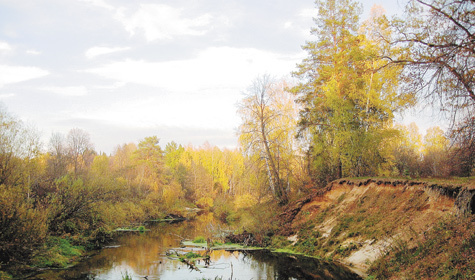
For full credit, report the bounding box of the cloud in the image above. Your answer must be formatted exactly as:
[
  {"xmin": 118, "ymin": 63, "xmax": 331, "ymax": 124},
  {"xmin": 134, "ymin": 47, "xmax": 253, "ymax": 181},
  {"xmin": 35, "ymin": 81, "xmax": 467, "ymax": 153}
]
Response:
[
  {"xmin": 40, "ymin": 86, "xmax": 88, "ymax": 97},
  {"xmin": 79, "ymin": 0, "xmax": 115, "ymax": 11},
  {"xmin": 0, "ymin": 65, "xmax": 49, "ymax": 87},
  {"xmin": 86, "ymin": 46, "xmax": 302, "ymax": 91},
  {"xmin": 26, "ymin": 49, "xmax": 41, "ymax": 55},
  {"xmin": 0, "ymin": 41, "xmax": 13, "ymax": 53},
  {"xmin": 115, "ymin": 4, "xmax": 212, "ymax": 41},
  {"xmin": 85, "ymin": 46, "xmax": 130, "ymax": 59},
  {"xmin": 80, "ymin": 46, "xmax": 303, "ymax": 139},
  {"xmin": 74, "ymin": 88, "xmax": 240, "ymax": 129},
  {"xmin": 0, "ymin": 93, "xmax": 15, "ymax": 99},
  {"xmin": 299, "ymin": 8, "xmax": 315, "ymax": 19}
]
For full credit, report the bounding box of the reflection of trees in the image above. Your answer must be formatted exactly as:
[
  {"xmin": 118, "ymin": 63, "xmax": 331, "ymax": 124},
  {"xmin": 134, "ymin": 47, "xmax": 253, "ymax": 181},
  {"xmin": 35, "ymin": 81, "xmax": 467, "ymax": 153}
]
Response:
[
  {"xmin": 34, "ymin": 218, "xmax": 361, "ymax": 280},
  {"xmin": 243, "ymin": 250, "xmax": 362, "ymax": 280},
  {"xmin": 39, "ymin": 217, "xmax": 231, "ymax": 278}
]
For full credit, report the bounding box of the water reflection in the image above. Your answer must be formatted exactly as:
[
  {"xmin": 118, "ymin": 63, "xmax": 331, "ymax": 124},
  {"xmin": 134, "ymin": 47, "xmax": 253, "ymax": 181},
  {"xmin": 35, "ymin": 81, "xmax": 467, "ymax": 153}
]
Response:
[{"xmin": 30, "ymin": 214, "xmax": 361, "ymax": 280}]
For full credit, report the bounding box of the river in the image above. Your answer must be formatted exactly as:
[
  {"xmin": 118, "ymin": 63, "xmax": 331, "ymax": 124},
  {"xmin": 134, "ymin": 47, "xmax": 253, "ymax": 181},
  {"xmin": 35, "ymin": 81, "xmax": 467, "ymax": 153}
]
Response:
[{"xmin": 30, "ymin": 213, "xmax": 362, "ymax": 280}]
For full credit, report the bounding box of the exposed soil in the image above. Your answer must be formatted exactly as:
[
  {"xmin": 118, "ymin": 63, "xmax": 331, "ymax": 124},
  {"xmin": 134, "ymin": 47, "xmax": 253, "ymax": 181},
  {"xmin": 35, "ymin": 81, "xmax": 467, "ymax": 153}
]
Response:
[{"xmin": 277, "ymin": 178, "xmax": 475, "ymax": 276}]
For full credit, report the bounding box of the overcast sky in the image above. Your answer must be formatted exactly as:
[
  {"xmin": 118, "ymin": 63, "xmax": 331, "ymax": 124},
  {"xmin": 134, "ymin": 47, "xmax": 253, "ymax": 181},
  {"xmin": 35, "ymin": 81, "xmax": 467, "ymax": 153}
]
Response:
[{"xmin": 0, "ymin": 0, "xmax": 410, "ymax": 154}]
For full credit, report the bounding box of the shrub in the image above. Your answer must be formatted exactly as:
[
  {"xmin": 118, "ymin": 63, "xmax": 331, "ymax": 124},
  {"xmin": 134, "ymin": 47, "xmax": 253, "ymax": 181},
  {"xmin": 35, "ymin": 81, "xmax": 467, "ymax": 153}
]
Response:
[
  {"xmin": 0, "ymin": 185, "xmax": 48, "ymax": 264},
  {"xmin": 193, "ymin": 236, "xmax": 206, "ymax": 244},
  {"xmin": 33, "ymin": 236, "xmax": 84, "ymax": 268},
  {"xmin": 185, "ymin": 252, "xmax": 202, "ymax": 259},
  {"xmin": 197, "ymin": 197, "xmax": 214, "ymax": 210}
]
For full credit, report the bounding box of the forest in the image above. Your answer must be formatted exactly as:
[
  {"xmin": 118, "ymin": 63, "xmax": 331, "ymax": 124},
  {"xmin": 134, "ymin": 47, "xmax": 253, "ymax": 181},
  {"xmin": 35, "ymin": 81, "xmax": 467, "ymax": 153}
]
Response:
[{"xmin": 0, "ymin": 0, "xmax": 473, "ymax": 278}]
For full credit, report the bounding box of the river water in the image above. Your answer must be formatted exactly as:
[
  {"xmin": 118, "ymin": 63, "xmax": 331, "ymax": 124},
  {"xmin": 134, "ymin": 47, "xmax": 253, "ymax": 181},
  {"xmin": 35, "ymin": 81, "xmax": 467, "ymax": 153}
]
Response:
[{"xmin": 31, "ymin": 213, "xmax": 362, "ymax": 280}]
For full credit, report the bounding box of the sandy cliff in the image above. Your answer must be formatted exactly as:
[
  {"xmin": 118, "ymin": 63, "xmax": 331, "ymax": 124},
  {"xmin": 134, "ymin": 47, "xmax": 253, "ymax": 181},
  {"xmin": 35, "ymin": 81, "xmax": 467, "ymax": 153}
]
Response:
[{"xmin": 278, "ymin": 178, "xmax": 475, "ymax": 276}]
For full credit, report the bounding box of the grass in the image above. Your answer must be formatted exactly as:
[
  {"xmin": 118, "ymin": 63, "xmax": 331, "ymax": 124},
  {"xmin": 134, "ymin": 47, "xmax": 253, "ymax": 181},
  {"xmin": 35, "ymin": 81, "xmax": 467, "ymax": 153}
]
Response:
[
  {"xmin": 368, "ymin": 214, "xmax": 475, "ymax": 279},
  {"xmin": 184, "ymin": 251, "xmax": 202, "ymax": 259},
  {"xmin": 193, "ymin": 236, "xmax": 206, "ymax": 243},
  {"xmin": 0, "ymin": 271, "xmax": 13, "ymax": 279},
  {"xmin": 344, "ymin": 176, "xmax": 475, "ymax": 188},
  {"xmin": 416, "ymin": 176, "xmax": 475, "ymax": 188},
  {"xmin": 121, "ymin": 270, "xmax": 133, "ymax": 280},
  {"xmin": 179, "ymin": 251, "xmax": 205, "ymax": 262},
  {"xmin": 32, "ymin": 236, "xmax": 84, "ymax": 268},
  {"xmin": 270, "ymin": 177, "xmax": 454, "ymax": 264}
]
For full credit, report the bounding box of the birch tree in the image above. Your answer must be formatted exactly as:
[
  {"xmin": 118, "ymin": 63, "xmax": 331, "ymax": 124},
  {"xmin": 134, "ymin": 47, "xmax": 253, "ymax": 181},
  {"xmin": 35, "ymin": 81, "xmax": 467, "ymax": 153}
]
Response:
[{"xmin": 238, "ymin": 75, "xmax": 298, "ymax": 204}]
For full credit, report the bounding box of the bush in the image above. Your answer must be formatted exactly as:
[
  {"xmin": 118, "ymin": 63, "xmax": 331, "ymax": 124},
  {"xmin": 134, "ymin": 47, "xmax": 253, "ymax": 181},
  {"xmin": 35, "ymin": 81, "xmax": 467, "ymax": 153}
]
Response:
[
  {"xmin": 193, "ymin": 236, "xmax": 206, "ymax": 244},
  {"xmin": 33, "ymin": 236, "xmax": 84, "ymax": 268},
  {"xmin": 0, "ymin": 185, "xmax": 48, "ymax": 264},
  {"xmin": 0, "ymin": 271, "xmax": 12, "ymax": 279},
  {"xmin": 213, "ymin": 195, "xmax": 236, "ymax": 223},
  {"xmin": 197, "ymin": 197, "xmax": 214, "ymax": 210}
]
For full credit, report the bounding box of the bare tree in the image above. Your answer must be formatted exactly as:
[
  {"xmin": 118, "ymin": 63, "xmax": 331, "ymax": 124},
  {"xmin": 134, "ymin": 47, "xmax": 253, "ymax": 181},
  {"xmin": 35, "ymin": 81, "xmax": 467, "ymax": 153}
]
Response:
[
  {"xmin": 0, "ymin": 105, "xmax": 40, "ymax": 186},
  {"xmin": 388, "ymin": 0, "xmax": 474, "ymax": 125},
  {"xmin": 66, "ymin": 128, "xmax": 94, "ymax": 175},
  {"xmin": 47, "ymin": 132, "xmax": 68, "ymax": 179}
]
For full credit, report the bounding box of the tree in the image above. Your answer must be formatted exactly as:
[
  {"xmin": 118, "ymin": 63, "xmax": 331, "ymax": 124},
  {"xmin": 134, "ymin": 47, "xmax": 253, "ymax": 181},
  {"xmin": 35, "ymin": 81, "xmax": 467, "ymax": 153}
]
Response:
[
  {"xmin": 0, "ymin": 184, "xmax": 48, "ymax": 264},
  {"xmin": 448, "ymin": 117, "xmax": 475, "ymax": 176},
  {"xmin": 66, "ymin": 128, "xmax": 94, "ymax": 175},
  {"xmin": 422, "ymin": 126, "xmax": 450, "ymax": 176},
  {"xmin": 389, "ymin": 0, "xmax": 475, "ymax": 126},
  {"xmin": 132, "ymin": 136, "xmax": 164, "ymax": 192},
  {"xmin": 392, "ymin": 123, "xmax": 423, "ymax": 176},
  {"xmin": 291, "ymin": 0, "xmax": 412, "ymax": 184},
  {"xmin": 110, "ymin": 142, "xmax": 137, "ymax": 181},
  {"xmin": 47, "ymin": 175, "xmax": 106, "ymax": 234},
  {"xmin": 164, "ymin": 141, "xmax": 187, "ymax": 187},
  {"xmin": 0, "ymin": 105, "xmax": 40, "ymax": 186},
  {"xmin": 46, "ymin": 132, "xmax": 68, "ymax": 179},
  {"xmin": 238, "ymin": 75, "xmax": 298, "ymax": 204},
  {"xmin": 179, "ymin": 146, "xmax": 215, "ymax": 205}
]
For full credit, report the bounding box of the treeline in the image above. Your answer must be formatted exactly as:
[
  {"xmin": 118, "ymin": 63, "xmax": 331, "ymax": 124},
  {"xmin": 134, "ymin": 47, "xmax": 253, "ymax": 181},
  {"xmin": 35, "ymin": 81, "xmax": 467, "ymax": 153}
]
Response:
[
  {"xmin": 0, "ymin": 104, "xmax": 308, "ymax": 267},
  {"xmin": 393, "ymin": 122, "xmax": 474, "ymax": 178}
]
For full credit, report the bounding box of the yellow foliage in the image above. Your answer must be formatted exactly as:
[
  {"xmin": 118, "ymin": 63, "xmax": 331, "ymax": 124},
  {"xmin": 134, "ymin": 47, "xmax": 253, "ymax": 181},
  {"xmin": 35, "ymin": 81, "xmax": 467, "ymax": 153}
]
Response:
[
  {"xmin": 0, "ymin": 185, "xmax": 49, "ymax": 262},
  {"xmin": 196, "ymin": 212, "xmax": 214, "ymax": 225},
  {"xmin": 235, "ymin": 194, "xmax": 258, "ymax": 209},
  {"xmin": 163, "ymin": 183, "xmax": 184, "ymax": 209},
  {"xmin": 196, "ymin": 197, "xmax": 214, "ymax": 209}
]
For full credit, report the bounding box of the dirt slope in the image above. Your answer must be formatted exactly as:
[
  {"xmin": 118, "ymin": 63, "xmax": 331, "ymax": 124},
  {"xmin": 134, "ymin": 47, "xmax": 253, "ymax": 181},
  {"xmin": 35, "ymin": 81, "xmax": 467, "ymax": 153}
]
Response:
[{"xmin": 278, "ymin": 178, "xmax": 475, "ymax": 276}]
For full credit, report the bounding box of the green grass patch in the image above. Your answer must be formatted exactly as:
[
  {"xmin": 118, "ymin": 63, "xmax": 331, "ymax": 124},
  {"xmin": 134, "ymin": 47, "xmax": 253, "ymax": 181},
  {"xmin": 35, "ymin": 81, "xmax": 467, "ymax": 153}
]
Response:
[
  {"xmin": 193, "ymin": 236, "xmax": 206, "ymax": 243},
  {"xmin": 271, "ymin": 248, "xmax": 301, "ymax": 255},
  {"xmin": 33, "ymin": 236, "xmax": 84, "ymax": 268},
  {"xmin": 0, "ymin": 271, "xmax": 13, "ymax": 279},
  {"xmin": 121, "ymin": 270, "xmax": 133, "ymax": 280},
  {"xmin": 184, "ymin": 252, "xmax": 202, "ymax": 259}
]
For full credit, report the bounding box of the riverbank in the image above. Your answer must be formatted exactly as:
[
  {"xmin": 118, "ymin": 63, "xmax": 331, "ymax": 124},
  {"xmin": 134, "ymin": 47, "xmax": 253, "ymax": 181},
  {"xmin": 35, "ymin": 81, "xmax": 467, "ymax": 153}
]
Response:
[
  {"xmin": 19, "ymin": 213, "xmax": 362, "ymax": 280},
  {"xmin": 0, "ymin": 217, "xmax": 183, "ymax": 279},
  {"xmin": 267, "ymin": 177, "xmax": 475, "ymax": 278}
]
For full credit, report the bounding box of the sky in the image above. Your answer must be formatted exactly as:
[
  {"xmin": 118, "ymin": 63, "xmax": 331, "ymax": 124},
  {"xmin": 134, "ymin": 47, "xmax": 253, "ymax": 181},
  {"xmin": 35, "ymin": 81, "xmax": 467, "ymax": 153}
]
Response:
[{"xmin": 0, "ymin": 0, "xmax": 412, "ymax": 154}]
